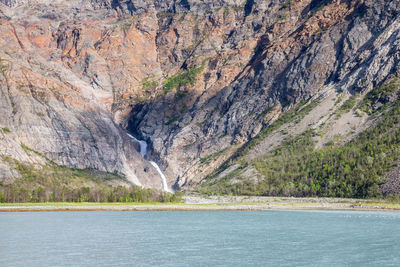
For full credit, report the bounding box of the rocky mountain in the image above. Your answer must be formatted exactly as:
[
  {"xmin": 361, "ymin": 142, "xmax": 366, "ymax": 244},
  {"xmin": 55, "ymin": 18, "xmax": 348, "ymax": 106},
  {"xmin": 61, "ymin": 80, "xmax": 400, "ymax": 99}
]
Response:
[{"xmin": 1, "ymin": 0, "xmax": 400, "ymax": 197}]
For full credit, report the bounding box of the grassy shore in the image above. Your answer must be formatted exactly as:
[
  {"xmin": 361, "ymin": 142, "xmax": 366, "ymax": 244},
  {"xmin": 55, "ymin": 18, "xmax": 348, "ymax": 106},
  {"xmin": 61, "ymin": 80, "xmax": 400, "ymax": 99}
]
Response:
[{"xmin": 1, "ymin": 196, "xmax": 400, "ymax": 212}]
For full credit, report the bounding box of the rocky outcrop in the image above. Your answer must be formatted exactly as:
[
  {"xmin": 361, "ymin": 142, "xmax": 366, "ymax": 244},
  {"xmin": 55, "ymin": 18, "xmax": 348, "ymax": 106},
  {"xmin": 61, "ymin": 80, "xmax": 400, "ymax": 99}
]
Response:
[
  {"xmin": 130, "ymin": 0, "xmax": 400, "ymax": 189},
  {"xmin": 2, "ymin": 0, "xmax": 400, "ymax": 193},
  {"xmin": 382, "ymin": 166, "xmax": 400, "ymax": 197}
]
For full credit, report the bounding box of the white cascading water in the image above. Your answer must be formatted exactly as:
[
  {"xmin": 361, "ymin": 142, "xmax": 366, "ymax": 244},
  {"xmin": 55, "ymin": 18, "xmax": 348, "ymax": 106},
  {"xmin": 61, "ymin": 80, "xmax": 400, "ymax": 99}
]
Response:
[
  {"xmin": 149, "ymin": 161, "xmax": 173, "ymax": 193},
  {"xmin": 127, "ymin": 134, "xmax": 147, "ymax": 156},
  {"xmin": 127, "ymin": 134, "xmax": 173, "ymax": 193}
]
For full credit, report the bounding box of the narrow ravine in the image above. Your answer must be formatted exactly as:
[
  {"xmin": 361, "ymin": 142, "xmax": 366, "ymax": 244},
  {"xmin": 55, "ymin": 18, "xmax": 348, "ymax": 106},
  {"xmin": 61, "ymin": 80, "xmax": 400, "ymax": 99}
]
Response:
[{"xmin": 127, "ymin": 134, "xmax": 173, "ymax": 192}]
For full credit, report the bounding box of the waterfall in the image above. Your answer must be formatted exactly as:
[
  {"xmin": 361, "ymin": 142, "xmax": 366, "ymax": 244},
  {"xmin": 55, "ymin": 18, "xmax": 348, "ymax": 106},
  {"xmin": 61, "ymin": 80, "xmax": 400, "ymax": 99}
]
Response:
[
  {"xmin": 150, "ymin": 161, "xmax": 173, "ymax": 193},
  {"xmin": 127, "ymin": 133, "xmax": 173, "ymax": 193},
  {"xmin": 127, "ymin": 134, "xmax": 147, "ymax": 156}
]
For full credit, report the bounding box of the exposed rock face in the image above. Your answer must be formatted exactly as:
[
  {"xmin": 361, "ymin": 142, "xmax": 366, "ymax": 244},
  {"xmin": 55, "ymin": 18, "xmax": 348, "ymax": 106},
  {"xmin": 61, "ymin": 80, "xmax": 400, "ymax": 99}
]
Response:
[
  {"xmin": 130, "ymin": 0, "xmax": 400, "ymax": 188},
  {"xmin": 0, "ymin": 0, "xmax": 24, "ymax": 8},
  {"xmin": 1, "ymin": 0, "xmax": 400, "ymax": 192},
  {"xmin": 0, "ymin": 0, "xmax": 163, "ymax": 188}
]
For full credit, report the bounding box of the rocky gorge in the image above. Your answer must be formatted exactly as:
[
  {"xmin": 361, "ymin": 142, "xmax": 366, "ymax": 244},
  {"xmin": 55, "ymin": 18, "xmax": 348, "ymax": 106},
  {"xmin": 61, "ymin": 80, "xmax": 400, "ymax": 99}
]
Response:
[{"xmin": 1, "ymin": 0, "xmax": 400, "ymax": 198}]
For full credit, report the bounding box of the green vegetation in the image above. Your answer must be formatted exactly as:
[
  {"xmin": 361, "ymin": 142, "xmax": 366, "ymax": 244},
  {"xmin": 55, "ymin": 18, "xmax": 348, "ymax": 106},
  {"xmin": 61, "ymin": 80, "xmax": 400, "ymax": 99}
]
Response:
[
  {"xmin": 336, "ymin": 94, "xmax": 358, "ymax": 118},
  {"xmin": 278, "ymin": 14, "xmax": 288, "ymax": 22},
  {"xmin": 195, "ymin": 100, "xmax": 319, "ymax": 195},
  {"xmin": 200, "ymin": 148, "xmax": 228, "ymax": 166},
  {"xmin": 111, "ymin": 18, "xmax": 136, "ymax": 31},
  {"xmin": 5, "ymin": 143, "xmax": 183, "ymax": 203},
  {"xmin": 197, "ymin": 79, "xmax": 400, "ymax": 199},
  {"xmin": 184, "ymin": 41, "xmax": 200, "ymax": 53},
  {"xmin": 280, "ymin": 0, "xmax": 291, "ymax": 10},
  {"xmin": 223, "ymin": 7, "xmax": 229, "ymax": 20},
  {"xmin": 1, "ymin": 127, "xmax": 11, "ymax": 134},
  {"xmin": 234, "ymin": 99, "xmax": 320, "ymax": 160},
  {"xmin": 142, "ymin": 77, "xmax": 158, "ymax": 91},
  {"xmin": 222, "ymin": 55, "xmax": 233, "ymax": 66},
  {"xmin": 359, "ymin": 77, "xmax": 400, "ymax": 114},
  {"xmin": 163, "ymin": 64, "xmax": 204, "ymax": 94},
  {"xmin": 21, "ymin": 143, "xmax": 42, "ymax": 155},
  {"xmin": 0, "ymin": 57, "xmax": 9, "ymax": 80},
  {"xmin": 135, "ymin": 96, "xmax": 147, "ymax": 103},
  {"xmin": 334, "ymin": 95, "xmax": 343, "ymax": 106},
  {"xmin": 197, "ymin": 97, "xmax": 400, "ymax": 198},
  {"xmin": 136, "ymin": 78, "xmax": 158, "ymax": 103},
  {"xmin": 0, "ymin": 157, "xmax": 183, "ymax": 203},
  {"xmin": 178, "ymin": 13, "xmax": 187, "ymax": 22},
  {"xmin": 20, "ymin": 143, "xmax": 52, "ymax": 162}
]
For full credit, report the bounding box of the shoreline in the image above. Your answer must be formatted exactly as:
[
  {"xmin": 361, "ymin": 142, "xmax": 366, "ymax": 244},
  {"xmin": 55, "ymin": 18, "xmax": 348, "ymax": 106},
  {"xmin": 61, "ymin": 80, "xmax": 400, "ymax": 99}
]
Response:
[
  {"xmin": 1, "ymin": 207, "xmax": 400, "ymax": 212},
  {"xmin": 2, "ymin": 196, "xmax": 400, "ymax": 212},
  {"xmin": 1, "ymin": 206, "xmax": 400, "ymax": 212}
]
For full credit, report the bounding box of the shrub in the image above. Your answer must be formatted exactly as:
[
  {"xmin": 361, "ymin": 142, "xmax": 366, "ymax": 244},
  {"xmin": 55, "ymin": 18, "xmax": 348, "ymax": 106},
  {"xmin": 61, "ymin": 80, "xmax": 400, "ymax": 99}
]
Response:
[
  {"xmin": 359, "ymin": 77, "xmax": 400, "ymax": 114},
  {"xmin": 0, "ymin": 158, "xmax": 184, "ymax": 203}
]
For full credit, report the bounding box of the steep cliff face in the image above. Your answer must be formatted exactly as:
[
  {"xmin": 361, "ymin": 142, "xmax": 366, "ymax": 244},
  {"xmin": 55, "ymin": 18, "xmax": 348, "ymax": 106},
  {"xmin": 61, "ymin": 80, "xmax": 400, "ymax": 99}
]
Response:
[
  {"xmin": 1, "ymin": 0, "xmax": 400, "ymax": 195},
  {"xmin": 129, "ymin": 0, "xmax": 400, "ymax": 189},
  {"xmin": 0, "ymin": 0, "xmax": 163, "ymax": 188}
]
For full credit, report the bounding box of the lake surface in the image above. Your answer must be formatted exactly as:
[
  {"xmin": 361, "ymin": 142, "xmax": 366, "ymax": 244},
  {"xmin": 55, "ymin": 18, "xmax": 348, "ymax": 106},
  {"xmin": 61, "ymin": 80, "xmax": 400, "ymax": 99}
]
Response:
[{"xmin": 1, "ymin": 210, "xmax": 400, "ymax": 266}]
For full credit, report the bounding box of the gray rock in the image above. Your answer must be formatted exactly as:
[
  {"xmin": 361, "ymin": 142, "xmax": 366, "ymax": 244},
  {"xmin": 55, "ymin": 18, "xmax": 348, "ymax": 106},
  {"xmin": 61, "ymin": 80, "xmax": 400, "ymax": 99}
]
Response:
[{"xmin": 130, "ymin": 0, "xmax": 400, "ymax": 188}]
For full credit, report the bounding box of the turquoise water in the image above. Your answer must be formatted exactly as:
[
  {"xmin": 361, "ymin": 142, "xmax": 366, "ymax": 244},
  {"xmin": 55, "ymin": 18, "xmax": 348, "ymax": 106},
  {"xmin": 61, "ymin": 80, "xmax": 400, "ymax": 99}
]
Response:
[{"xmin": 1, "ymin": 210, "xmax": 400, "ymax": 266}]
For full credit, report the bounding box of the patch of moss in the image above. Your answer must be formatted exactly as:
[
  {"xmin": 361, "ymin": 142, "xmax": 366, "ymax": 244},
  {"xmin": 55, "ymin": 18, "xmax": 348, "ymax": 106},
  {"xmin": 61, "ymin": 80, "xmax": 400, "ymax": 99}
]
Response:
[
  {"xmin": 1, "ymin": 127, "xmax": 11, "ymax": 134},
  {"xmin": 163, "ymin": 63, "xmax": 205, "ymax": 94},
  {"xmin": 142, "ymin": 77, "xmax": 158, "ymax": 91},
  {"xmin": 0, "ymin": 57, "xmax": 9, "ymax": 79},
  {"xmin": 20, "ymin": 143, "xmax": 55, "ymax": 164}
]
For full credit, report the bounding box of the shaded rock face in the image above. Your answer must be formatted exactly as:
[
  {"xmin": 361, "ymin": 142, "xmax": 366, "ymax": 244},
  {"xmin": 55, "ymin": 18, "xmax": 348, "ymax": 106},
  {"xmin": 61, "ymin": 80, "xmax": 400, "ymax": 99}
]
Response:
[
  {"xmin": 1, "ymin": 0, "xmax": 400, "ymax": 190},
  {"xmin": 0, "ymin": 0, "xmax": 23, "ymax": 8}
]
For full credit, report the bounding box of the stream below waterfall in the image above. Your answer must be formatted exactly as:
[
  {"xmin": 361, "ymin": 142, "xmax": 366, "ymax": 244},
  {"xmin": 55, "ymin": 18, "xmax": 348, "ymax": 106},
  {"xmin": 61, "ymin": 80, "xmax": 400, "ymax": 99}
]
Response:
[{"xmin": 127, "ymin": 134, "xmax": 173, "ymax": 193}]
